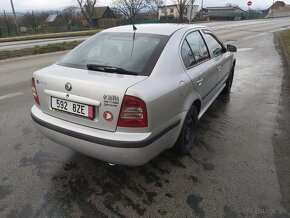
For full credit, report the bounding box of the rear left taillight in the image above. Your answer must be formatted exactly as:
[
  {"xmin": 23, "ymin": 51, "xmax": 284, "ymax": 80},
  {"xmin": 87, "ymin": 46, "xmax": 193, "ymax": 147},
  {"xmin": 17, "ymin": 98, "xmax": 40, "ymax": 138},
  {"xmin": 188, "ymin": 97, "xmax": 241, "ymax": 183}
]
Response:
[
  {"xmin": 117, "ymin": 95, "xmax": 147, "ymax": 128},
  {"xmin": 32, "ymin": 78, "xmax": 40, "ymax": 106}
]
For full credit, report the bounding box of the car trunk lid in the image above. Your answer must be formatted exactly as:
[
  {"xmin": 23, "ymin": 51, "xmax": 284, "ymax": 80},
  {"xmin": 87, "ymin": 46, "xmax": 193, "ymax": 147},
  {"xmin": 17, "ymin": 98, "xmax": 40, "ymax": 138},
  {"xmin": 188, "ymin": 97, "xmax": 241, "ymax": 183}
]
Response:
[{"xmin": 34, "ymin": 64, "xmax": 147, "ymax": 132}]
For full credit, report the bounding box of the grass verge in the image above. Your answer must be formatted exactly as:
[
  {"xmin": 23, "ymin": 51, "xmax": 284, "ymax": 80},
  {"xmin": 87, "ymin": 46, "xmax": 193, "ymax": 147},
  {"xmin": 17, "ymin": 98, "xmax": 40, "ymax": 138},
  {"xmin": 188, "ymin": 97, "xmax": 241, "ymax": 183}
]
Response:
[
  {"xmin": 274, "ymin": 29, "xmax": 290, "ymax": 213},
  {"xmin": 279, "ymin": 29, "xmax": 290, "ymax": 68},
  {"xmin": 0, "ymin": 41, "xmax": 82, "ymax": 60},
  {"xmin": 0, "ymin": 30, "xmax": 99, "ymax": 43}
]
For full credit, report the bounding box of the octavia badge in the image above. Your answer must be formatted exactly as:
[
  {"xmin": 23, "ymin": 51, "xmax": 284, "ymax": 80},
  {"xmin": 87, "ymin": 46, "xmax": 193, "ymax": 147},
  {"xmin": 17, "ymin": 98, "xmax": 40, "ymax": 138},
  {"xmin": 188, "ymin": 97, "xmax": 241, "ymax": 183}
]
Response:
[{"xmin": 65, "ymin": 82, "xmax": 72, "ymax": 91}]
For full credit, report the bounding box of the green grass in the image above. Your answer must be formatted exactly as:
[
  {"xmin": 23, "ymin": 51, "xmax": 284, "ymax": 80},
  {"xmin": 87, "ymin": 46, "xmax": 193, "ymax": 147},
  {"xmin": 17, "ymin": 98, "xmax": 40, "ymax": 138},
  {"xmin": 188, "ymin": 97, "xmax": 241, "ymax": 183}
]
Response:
[
  {"xmin": 0, "ymin": 29, "xmax": 99, "ymax": 43},
  {"xmin": 280, "ymin": 29, "xmax": 290, "ymax": 68},
  {"xmin": 0, "ymin": 41, "xmax": 82, "ymax": 60},
  {"xmin": 280, "ymin": 29, "xmax": 290, "ymax": 55}
]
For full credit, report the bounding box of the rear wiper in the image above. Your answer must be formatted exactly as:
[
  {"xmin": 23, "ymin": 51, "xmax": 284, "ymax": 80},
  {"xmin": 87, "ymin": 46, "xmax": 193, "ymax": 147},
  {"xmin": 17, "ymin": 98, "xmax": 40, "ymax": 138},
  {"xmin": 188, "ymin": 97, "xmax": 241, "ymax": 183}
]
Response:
[{"xmin": 87, "ymin": 64, "xmax": 138, "ymax": 75}]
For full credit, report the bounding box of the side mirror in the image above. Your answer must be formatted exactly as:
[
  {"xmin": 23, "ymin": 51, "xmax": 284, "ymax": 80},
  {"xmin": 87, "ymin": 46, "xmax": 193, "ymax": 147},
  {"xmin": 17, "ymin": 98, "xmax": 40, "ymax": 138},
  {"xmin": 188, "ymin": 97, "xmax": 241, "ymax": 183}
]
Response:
[{"xmin": 227, "ymin": 44, "xmax": 237, "ymax": 53}]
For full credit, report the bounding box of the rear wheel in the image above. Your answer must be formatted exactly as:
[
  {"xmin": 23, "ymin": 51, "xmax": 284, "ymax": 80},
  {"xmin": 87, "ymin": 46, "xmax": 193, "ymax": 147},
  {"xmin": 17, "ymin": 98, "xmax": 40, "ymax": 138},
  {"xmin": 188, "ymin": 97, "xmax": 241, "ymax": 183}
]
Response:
[
  {"xmin": 174, "ymin": 106, "xmax": 198, "ymax": 155},
  {"xmin": 222, "ymin": 66, "xmax": 235, "ymax": 94}
]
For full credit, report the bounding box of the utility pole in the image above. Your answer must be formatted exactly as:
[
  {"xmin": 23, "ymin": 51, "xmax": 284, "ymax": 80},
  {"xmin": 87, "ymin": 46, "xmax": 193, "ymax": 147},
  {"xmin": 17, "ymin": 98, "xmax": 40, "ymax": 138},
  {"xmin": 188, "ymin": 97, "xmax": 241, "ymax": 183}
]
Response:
[
  {"xmin": 3, "ymin": 10, "xmax": 11, "ymax": 37},
  {"xmin": 10, "ymin": 0, "xmax": 20, "ymax": 34},
  {"xmin": 189, "ymin": 0, "xmax": 195, "ymax": 23}
]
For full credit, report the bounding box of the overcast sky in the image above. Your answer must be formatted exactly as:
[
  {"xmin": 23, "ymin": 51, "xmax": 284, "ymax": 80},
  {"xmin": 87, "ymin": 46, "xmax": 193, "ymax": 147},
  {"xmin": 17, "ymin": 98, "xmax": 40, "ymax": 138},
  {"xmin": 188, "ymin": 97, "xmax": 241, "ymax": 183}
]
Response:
[{"xmin": 1, "ymin": 0, "xmax": 290, "ymax": 12}]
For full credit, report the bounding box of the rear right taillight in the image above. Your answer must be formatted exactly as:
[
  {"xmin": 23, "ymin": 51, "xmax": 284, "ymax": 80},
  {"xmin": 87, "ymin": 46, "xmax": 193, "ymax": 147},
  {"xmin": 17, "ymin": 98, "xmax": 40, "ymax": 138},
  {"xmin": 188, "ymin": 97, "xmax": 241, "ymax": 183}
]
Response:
[
  {"xmin": 32, "ymin": 78, "xmax": 40, "ymax": 106},
  {"xmin": 117, "ymin": 95, "xmax": 147, "ymax": 128}
]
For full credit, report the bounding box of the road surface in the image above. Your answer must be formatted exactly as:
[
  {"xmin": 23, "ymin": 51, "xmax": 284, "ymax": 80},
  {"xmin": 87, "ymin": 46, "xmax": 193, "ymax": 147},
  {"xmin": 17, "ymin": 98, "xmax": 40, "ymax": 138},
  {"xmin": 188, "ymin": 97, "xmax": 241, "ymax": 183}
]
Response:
[{"xmin": 0, "ymin": 18, "xmax": 290, "ymax": 217}]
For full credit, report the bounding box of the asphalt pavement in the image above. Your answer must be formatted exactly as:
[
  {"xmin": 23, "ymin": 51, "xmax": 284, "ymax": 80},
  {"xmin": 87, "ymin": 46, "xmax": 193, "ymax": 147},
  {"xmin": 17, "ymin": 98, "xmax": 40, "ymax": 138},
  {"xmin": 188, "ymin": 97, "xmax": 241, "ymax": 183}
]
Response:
[{"xmin": 0, "ymin": 18, "xmax": 290, "ymax": 217}]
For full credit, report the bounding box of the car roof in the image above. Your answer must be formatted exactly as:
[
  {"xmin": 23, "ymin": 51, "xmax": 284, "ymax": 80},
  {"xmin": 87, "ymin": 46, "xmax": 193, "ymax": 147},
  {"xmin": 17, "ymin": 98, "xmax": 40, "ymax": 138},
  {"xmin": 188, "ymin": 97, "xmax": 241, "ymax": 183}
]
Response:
[{"xmin": 101, "ymin": 23, "xmax": 207, "ymax": 36}]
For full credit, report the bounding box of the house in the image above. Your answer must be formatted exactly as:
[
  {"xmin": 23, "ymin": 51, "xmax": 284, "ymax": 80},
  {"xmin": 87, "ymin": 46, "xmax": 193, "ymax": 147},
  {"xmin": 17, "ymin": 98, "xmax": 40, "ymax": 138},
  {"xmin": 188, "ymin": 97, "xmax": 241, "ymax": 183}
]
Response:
[
  {"xmin": 93, "ymin": 6, "xmax": 118, "ymax": 28},
  {"xmin": 136, "ymin": 10, "xmax": 156, "ymax": 20},
  {"xmin": 266, "ymin": 1, "xmax": 290, "ymax": 18},
  {"xmin": 195, "ymin": 11, "xmax": 208, "ymax": 22},
  {"xmin": 80, "ymin": 6, "xmax": 118, "ymax": 28},
  {"xmin": 205, "ymin": 6, "xmax": 247, "ymax": 21},
  {"xmin": 46, "ymin": 14, "xmax": 58, "ymax": 23},
  {"xmin": 158, "ymin": 4, "xmax": 198, "ymax": 21},
  {"xmin": 43, "ymin": 14, "xmax": 59, "ymax": 30}
]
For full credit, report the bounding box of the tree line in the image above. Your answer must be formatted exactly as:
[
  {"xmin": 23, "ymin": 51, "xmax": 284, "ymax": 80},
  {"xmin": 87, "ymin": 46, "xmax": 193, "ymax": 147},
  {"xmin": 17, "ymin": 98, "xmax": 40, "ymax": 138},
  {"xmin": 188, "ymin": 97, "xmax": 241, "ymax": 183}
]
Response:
[{"xmin": 0, "ymin": 0, "xmax": 194, "ymax": 37}]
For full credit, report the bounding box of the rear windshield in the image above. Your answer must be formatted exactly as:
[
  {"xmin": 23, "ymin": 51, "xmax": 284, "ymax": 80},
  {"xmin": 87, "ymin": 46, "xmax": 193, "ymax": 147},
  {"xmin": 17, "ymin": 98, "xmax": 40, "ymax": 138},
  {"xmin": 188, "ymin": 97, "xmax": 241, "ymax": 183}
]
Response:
[{"xmin": 57, "ymin": 32, "xmax": 169, "ymax": 76}]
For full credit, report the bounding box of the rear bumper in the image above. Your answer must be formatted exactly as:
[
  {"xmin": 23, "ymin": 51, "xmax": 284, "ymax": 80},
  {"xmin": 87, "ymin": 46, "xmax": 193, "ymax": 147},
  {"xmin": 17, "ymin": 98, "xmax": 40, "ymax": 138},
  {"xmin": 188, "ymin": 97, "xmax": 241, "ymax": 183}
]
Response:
[{"xmin": 31, "ymin": 105, "xmax": 181, "ymax": 166}]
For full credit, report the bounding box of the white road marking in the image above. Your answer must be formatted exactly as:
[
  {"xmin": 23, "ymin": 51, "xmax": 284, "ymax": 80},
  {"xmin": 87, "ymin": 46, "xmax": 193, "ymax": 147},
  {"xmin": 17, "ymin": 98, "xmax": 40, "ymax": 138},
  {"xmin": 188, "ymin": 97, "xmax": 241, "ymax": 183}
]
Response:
[
  {"xmin": 226, "ymin": 41, "xmax": 236, "ymax": 44},
  {"xmin": 240, "ymin": 32, "xmax": 269, "ymax": 40},
  {"xmin": 0, "ymin": 92, "xmax": 24, "ymax": 101},
  {"xmin": 238, "ymin": 48, "xmax": 253, "ymax": 52}
]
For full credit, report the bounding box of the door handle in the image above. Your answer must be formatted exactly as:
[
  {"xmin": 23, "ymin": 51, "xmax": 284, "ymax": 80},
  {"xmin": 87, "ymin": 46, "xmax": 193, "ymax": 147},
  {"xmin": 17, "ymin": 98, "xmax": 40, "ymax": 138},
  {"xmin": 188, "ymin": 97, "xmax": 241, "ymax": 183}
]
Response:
[
  {"xmin": 197, "ymin": 78, "xmax": 203, "ymax": 86},
  {"xmin": 217, "ymin": 66, "xmax": 221, "ymax": 71}
]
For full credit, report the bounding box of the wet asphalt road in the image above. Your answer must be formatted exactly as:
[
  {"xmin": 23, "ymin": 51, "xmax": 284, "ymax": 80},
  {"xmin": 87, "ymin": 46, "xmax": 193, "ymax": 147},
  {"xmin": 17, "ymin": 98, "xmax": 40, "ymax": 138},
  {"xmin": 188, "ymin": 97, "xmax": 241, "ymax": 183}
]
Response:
[{"xmin": 0, "ymin": 18, "xmax": 290, "ymax": 218}]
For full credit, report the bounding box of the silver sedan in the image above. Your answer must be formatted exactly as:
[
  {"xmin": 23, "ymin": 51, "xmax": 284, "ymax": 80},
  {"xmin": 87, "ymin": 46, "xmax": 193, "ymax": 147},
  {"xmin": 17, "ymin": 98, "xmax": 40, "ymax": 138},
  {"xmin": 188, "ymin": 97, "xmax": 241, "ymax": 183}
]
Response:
[{"xmin": 31, "ymin": 24, "xmax": 236, "ymax": 166}]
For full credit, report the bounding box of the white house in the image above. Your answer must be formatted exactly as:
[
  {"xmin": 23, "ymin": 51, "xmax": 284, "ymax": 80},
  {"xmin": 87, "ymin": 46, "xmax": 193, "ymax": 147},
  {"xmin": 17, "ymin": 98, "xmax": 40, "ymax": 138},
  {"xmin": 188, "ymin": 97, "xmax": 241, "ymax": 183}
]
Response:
[{"xmin": 158, "ymin": 4, "xmax": 199, "ymax": 20}]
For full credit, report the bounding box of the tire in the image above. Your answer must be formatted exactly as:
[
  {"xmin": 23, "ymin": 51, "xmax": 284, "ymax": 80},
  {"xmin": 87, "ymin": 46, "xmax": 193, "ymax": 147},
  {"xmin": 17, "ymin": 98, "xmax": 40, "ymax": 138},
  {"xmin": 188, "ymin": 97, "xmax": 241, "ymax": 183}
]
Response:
[
  {"xmin": 174, "ymin": 106, "xmax": 198, "ymax": 155},
  {"xmin": 222, "ymin": 66, "xmax": 235, "ymax": 94}
]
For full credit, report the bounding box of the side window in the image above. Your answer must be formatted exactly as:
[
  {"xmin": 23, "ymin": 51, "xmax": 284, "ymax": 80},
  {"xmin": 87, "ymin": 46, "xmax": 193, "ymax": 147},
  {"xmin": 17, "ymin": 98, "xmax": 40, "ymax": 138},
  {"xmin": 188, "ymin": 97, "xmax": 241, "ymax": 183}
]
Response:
[
  {"xmin": 204, "ymin": 32, "xmax": 224, "ymax": 57},
  {"xmin": 186, "ymin": 31, "xmax": 210, "ymax": 63},
  {"xmin": 181, "ymin": 40, "xmax": 196, "ymax": 68}
]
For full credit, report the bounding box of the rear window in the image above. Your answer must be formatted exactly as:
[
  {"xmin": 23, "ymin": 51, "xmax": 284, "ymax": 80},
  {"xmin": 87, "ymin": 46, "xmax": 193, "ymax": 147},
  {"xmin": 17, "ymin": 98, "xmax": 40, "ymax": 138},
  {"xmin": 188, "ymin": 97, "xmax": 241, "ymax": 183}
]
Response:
[{"xmin": 57, "ymin": 32, "xmax": 169, "ymax": 76}]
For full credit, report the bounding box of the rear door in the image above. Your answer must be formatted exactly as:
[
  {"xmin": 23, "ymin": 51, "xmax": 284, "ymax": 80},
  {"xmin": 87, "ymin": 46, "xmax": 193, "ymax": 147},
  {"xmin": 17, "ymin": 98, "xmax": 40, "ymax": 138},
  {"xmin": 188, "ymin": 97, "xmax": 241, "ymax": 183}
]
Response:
[{"xmin": 180, "ymin": 30, "xmax": 217, "ymax": 106}]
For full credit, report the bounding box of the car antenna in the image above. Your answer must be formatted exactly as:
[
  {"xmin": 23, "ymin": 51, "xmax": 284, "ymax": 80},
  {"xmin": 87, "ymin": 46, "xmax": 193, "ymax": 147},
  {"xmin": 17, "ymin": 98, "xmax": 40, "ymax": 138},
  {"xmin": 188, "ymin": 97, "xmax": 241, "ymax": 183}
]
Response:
[
  {"xmin": 130, "ymin": 16, "xmax": 137, "ymax": 57},
  {"xmin": 129, "ymin": 16, "xmax": 137, "ymax": 31}
]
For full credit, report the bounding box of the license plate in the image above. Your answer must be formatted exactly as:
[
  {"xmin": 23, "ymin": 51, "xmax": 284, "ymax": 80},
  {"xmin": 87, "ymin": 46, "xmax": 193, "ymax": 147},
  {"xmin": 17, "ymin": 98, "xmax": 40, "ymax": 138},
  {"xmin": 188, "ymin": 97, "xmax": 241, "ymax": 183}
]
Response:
[{"xmin": 51, "ymin": 97, "xmax": 94, "ymax": 119}]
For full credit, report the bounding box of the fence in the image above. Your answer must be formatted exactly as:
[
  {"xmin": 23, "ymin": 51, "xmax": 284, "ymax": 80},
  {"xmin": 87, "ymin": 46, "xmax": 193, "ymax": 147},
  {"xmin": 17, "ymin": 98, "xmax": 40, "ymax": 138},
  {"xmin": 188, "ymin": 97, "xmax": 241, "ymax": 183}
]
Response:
[{"xmin": 121, "ymin": 18, "xmax": 179, "ymax": 26}]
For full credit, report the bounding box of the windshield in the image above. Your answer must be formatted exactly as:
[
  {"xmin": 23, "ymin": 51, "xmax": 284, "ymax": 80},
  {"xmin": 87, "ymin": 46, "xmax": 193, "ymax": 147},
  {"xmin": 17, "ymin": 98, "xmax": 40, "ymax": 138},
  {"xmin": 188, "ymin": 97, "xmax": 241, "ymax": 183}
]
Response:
[{"xmin": 57, "ymin": 32, "xmax": 169, "ymax": 76}]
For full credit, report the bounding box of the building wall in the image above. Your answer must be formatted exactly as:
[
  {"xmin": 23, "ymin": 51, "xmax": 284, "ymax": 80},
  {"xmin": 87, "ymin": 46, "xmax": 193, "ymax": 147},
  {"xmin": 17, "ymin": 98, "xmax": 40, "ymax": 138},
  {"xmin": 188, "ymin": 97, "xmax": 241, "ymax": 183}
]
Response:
[
  {"xmin": 98, "ymin": 18, "xmax": 119, "ymax": 28},
  {"xmin": 206, "ymin": 8, "xmax": 246, "ymax": 21},
  {"xmin": 158, "ymin": 6, "xmax": 179, "ymax": 19},
  {"xmin": 158, "ymin": 5, "xmax": 198, "ymax": 20},
  {"xmin": 266, "ymin": 1, "xmax": 290, "ymax": 18}
]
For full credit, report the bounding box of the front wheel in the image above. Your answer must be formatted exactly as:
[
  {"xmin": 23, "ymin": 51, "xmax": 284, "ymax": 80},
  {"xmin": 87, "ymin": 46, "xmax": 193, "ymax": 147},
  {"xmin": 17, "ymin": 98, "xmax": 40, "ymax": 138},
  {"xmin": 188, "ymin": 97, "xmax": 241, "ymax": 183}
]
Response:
[
  {"xmin": 222, "ymin": 66, "xmax": 235, "ymax": 94},
  {"xmin": 174, "ymin": 106, "xmax": 198, "ymax": 155}
]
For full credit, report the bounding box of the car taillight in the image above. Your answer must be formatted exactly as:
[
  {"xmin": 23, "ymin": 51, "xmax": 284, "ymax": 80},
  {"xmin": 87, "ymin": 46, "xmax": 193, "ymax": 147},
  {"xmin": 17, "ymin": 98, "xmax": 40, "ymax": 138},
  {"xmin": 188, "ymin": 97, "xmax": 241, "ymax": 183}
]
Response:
[
  {"xmin": 32, "ymin": 78, "xmax": 40, "ymax": 106},
  {"xmin": 117, "ymin": 95, "xmax": 147, "ymax": 128}
]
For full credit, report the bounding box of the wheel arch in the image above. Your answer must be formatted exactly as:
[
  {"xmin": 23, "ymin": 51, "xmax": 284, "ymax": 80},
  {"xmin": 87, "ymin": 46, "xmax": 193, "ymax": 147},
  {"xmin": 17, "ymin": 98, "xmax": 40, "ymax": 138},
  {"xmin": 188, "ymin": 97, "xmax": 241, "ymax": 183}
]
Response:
[{"xmin": 193, "ymin": 99, "xmax": 201, "ymax": 116}]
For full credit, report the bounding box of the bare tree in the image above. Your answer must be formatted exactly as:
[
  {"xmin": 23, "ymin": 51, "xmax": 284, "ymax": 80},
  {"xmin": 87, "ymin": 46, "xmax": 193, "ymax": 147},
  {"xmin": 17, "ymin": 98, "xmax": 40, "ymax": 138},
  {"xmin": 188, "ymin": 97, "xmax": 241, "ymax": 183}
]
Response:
[
  {"xmin": 75, "ymin": 0, "xmax": 97, "ymax": 27},
  {"xmin": 225, "ymin": 3, "xmax": 239, "ymax": 8},
  {"xmin": 62, "ymin": 6, "xmax": 78, "ymax": 25},
  {"xmin": 112, "ymin": 0, "xmax": 146, "ymax": 19},
  {"xmin": 20, "ymin": 11, "xmax": 48, "ymax": 30},
  {"xmin": 145, "ymin": 0, "xmax": 165, "ymax": 18},
  {"xmin": 63, "ymin": 6, "xmax": 78, "ymax": 18},
  {"xmin": 172, "ymin": 0, "xmax": 190, "ymax": 22}
]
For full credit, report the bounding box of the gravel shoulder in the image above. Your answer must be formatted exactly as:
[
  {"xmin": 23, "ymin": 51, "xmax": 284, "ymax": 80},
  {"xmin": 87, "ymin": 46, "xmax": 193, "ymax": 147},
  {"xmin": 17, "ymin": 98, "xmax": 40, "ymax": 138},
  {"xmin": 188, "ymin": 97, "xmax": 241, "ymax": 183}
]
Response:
[{"xmin": 273, "ymin": 32, "xmax": 290, "ymax": 213}]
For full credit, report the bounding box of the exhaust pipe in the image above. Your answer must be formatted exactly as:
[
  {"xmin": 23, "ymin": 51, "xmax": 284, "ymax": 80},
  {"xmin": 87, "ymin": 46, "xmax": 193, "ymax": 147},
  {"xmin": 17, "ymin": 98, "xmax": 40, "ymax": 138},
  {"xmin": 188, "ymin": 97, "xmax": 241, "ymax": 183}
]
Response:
[{"xmin": 109, "ymin": 163, "xmax": 115, "ymax": 166}]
